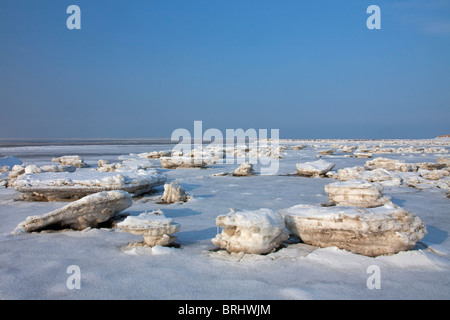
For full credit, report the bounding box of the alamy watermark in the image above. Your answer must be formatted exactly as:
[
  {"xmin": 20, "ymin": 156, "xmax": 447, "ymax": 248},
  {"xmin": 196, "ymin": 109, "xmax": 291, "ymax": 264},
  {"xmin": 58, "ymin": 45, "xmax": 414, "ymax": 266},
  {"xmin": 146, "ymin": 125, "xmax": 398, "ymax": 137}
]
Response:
[
  {"xmin": 66, "ymin": 5, "xmax": 381, "ymax": 30},
  {"xmin": 366, "ymin": 265, "xmax": 381, "ymax": 289},
  {"xmin": 367, "ymin": 5, "xmax": 381, "ymax": 30},
  {"xmin": 66, "ymin": 5, "xmax": 81, "ymax": 30},
  {"xmin": 171, "ymin": 121, "xmax": 280, "ymax": 175},
  {"xmin": 66, "ymin": 265, "xmax": 81, "ymax": 290}
]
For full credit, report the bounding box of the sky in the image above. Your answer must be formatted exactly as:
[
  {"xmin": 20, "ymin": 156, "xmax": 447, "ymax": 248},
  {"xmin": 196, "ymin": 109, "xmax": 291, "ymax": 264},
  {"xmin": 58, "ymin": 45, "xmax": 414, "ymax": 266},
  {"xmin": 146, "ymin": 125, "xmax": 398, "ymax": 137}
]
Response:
[{"xmin": 0, "ymin": 0, "xmax": 449, "ymax": 139}]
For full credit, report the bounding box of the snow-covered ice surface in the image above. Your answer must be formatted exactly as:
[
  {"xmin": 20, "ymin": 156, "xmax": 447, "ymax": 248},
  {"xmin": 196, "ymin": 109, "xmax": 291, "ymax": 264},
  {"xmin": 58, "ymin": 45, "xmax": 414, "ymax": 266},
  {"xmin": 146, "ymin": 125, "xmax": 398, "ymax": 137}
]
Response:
[{"xmin": 0, "ymin": 139, "xmax": 449, "ymax": 299}]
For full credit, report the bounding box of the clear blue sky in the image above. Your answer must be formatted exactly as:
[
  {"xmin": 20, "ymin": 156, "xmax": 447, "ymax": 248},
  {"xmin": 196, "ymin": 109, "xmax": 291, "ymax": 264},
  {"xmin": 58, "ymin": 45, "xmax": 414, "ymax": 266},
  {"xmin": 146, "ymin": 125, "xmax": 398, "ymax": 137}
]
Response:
[{"xmin": 0, "ymin": 0, "xmax": 449, "ymax": 139}]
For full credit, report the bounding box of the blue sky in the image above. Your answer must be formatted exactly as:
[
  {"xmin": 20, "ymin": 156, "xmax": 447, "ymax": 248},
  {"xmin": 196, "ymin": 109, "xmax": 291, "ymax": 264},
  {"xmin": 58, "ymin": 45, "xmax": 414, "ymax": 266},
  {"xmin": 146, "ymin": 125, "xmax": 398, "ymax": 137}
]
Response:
[{"xmin": 0, "ymin": 0, "xmax": 449, "ymax": 139}]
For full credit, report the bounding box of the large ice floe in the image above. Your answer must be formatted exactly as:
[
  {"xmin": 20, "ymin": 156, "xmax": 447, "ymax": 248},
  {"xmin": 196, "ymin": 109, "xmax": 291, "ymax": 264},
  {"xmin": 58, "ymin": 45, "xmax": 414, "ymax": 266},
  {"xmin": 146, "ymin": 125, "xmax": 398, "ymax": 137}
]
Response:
[
  {"xmin": 332, "ymin": 167, "xmax": 403, "ymax": 187},
  {"xmin": 329, "ymin": 156, "xmax": 450, "ymax": 191},
  {"xmin": 212, "ymin": 208, "xmax": 289, "ymax": 254},
  {"xmin": 97, "ymin": 158, "xmax": 155, "ymax": 172},
  {"xmin": 15, "ymin": 190, "xmax": 133, "ymax": 233},
  {"xmin": 51, "ymin": 155, "xmax": 89, "ymax": 168},
  {"xmin": 364, "ymin": 157, "xmax": 417, "ymax": 172},
  {"xmin": 159, "ymin": 156, "xmax": 214, "ymax": 169},
  {"xmin": 137, "ymin": 150, "xmax": 171, "ymax": 159},
  {"xmin": 117, "ymin": 210, "xmax": 180, "ymax": 247},
  {"xmin": 325, "ymin": 180, "xmax": 392, "ymax": 208},
  {"xmin": 12, "ymin": 169, "xmax": 166, "ymax": 201},
  {"xmin": 282, "ymin": 202, "xmax": 427, "ymax": 257},
  {"xmin": 2, "ymin": 163, "xmax": 76, "ymax": 188}
]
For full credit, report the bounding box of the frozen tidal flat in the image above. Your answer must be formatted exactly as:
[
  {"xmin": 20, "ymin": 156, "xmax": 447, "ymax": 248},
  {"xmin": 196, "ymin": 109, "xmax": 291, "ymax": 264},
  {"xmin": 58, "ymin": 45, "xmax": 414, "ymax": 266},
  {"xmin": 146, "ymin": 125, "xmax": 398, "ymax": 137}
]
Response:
[{"xmin": 0, "ymin": 138, "xmax": 449, "ymax": 299}]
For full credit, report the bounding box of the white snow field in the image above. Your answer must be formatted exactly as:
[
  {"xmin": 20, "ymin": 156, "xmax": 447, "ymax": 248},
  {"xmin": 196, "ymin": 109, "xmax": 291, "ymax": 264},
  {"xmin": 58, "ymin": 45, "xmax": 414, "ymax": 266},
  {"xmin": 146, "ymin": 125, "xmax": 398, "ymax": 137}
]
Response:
[{"xmin": 0, "ymin": 139, "xmax": 449, "ymax": 299}]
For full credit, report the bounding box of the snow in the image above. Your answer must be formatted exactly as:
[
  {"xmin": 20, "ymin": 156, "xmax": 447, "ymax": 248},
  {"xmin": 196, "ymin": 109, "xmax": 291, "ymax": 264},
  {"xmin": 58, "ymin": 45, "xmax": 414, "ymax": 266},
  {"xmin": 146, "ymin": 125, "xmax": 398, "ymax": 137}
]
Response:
[
  {"xmin": 0, "ymin": 139, "xmax": 449, "ymax": 299},
  {"xmin": 216, "ymin": 208, "xmax": 284, "ymax": 230},
  {"xmin": 117, "ymin": 210, "xmax": 174, "ymax": 229},
  {"xmin": 124, "ymin": 245, "xmax": 176, "ymax": 256}
]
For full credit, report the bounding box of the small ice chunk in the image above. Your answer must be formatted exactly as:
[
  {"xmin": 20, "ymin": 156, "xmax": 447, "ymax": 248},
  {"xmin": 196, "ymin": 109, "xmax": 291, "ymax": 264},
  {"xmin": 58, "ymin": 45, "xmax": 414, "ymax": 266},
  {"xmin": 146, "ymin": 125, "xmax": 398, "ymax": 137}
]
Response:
[
  {"xmin": 161, "ymin": 181, "xmax": 188, "ymax": 203},
  {"xmin": 231, "ymin": 162, "xmax": 255, "ymax": 176},
  {"xmin": 52, "ymin": 155, "xmax": 89, "ymax": 168},
  {"xmin": 117, "ymin": 210, "xmax": 180, "ymax": 247},
  {"xmin": 296, "ymin": 159, "xmax": 335, "ymax": 177}
]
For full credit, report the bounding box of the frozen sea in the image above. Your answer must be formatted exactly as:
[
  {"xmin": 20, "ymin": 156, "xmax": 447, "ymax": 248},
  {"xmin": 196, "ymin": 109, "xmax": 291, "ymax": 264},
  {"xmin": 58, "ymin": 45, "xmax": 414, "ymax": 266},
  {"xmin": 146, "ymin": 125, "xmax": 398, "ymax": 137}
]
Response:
[{"xmin": 0, "ymin": 138, "xmax": 449, "ymax": 299}]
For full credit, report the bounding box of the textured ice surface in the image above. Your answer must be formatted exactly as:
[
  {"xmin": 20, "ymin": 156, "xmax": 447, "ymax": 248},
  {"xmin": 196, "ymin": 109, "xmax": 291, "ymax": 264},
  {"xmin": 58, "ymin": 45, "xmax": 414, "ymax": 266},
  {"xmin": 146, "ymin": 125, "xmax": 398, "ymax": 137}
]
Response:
[
  {"xmin": 13, "ymin": 169, "xmax": 166, "ymax": 201},
  {"xmin": 15, "ymin": 190, "xmax": 133, "ymax": 232},
  {"xmin": 283, "ymin": 203, "xmax": 427, "ymax": 257},
  {"xmin": 212, "ymin": 208, "xmax": 289, "ymax": 254}
]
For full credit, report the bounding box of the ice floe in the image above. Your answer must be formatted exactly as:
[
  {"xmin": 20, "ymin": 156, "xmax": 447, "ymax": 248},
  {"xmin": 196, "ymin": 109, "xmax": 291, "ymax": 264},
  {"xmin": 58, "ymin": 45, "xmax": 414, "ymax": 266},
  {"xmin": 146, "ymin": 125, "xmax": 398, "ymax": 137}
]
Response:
[
  {"xmin": 15, "ymin": 190, "xmax": 132, "ymax": 233},
  {"xmin": 161, "ymin": 181, "xmax": 188, "ymax": 203},
  {"xmin": 231, "ymin": 162, "xmax": 255, "ymax": 177},
  {"xmin": 282, "ymin": 202, "xmax": 427, "ymax": 257},
  {"xmin": 296, "ymin": 159, "xmax": 335, "ymax": 177},
  {"xmin": 13, "ymin": 169, "xmax": 166, "ymax": 201},
  {"xmin": 117, "ymin": 210, "xmax": 180, "ymax": 247},
  {"xmin": 51, "ymin": 155, "xmax": 89, "ymax": 168},
  {"xmin": 212, "ymin": 208, "xmax": 289, "ymax": 254}
]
